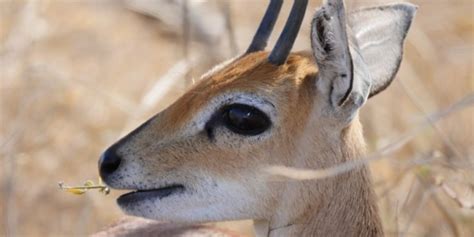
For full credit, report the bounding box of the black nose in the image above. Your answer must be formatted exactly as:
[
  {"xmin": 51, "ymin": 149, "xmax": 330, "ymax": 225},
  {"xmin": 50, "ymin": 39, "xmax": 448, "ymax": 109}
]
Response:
[{"xmin": 99, "ymin": 148, "xmax": 122, "ymax": 180}]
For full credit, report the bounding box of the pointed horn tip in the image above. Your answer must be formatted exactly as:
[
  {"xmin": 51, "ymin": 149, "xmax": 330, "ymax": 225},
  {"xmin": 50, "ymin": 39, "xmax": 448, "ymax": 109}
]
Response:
[
  {"xmin": 246, "ymin": 0, "xmax": 284, "ymax": 53},
  {"xmin": 268, "ymin": 0, "xmax": 309, "ymax": 65}
]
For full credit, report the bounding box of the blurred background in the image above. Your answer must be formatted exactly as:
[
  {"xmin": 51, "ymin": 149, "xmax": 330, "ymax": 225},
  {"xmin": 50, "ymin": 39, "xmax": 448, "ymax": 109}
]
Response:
[{"xmin": 1, "ymin": 0, "xmax": 473, "ymax": 236}]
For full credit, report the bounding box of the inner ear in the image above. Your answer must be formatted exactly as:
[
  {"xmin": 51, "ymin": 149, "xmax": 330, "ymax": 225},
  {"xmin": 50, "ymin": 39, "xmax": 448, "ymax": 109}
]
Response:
[
  {"xmin": 311, "ymin": 0, "xmax": 417, "ymax": 118},
  {"xmin": 311, "ymin": 0, "xmax": 363, "ymax": 113},
  {"xmin": 348, "ymin": 3, "xmax": 417, "ymax": 98}
]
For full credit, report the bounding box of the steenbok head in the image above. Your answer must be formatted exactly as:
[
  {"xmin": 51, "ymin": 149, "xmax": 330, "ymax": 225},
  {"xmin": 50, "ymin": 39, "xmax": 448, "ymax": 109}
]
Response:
[{"xmin": 99, "ymin": 0, "xmax": 416, "ymax": 235}]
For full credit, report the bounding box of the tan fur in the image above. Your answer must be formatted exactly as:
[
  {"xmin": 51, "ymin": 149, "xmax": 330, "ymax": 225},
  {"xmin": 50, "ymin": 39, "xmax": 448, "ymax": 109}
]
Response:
[
  {"xmin": 98, "ymin": 0, "xmax": 421, "ymax": 234},
  {"xmin": 97, "ymin": 0, "xmax": 420, "ymax": 234},
  {"xmin": 93, "ymin": 217, "xmax": 244, "ymax": 237},
  {"xmin": 158, "ymin": 51, "xmax": 315, "ymax": 132},
  {"xmin": 105, "ymin": 50, "xmax": 383, "ymax": 236}
]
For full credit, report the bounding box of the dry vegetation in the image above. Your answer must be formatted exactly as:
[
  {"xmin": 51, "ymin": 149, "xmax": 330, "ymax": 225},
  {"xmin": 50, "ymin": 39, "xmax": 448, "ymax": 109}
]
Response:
[{"xmin": 1, "ymin": 0, "xmax": 473, "ymax": 236}]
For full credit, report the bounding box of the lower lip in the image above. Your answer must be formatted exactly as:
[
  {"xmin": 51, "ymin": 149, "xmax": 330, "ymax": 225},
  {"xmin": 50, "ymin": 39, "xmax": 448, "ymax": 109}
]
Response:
[{"xmin": 117, "ymin": 185, "xmax": 185, "ymax": 206}]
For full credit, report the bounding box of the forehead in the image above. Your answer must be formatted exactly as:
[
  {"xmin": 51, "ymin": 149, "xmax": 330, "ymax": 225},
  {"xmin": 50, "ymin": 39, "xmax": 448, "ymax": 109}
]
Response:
[
  {"xmin": 159, "ymin": 51, "xmax": 317, "ymax": 128},
  {"xmin": 202, "ymin": 51, "xmax": 316, "ymax": 90}
]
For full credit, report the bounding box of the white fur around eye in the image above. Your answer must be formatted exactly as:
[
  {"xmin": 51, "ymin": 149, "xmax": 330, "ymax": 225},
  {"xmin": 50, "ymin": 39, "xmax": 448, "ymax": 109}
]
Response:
[{"xmin": 180, "ymin": 92, "xmax": 278, "ymax": 137}]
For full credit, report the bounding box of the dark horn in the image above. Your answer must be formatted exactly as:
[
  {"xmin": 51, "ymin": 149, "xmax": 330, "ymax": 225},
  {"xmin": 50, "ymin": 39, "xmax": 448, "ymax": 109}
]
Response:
[
  {"xmin": 246, "ymin": 0, "xmax": 284, "ymax": 53},
  {"xmin": 269, "ymin": 0, "xmax": 308, "ymax": 65}
]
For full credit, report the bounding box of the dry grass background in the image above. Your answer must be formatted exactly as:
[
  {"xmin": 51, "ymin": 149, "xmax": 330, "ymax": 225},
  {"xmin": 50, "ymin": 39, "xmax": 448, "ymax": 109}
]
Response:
[{"xmin": 0, "ymin": 0, "xmax": 473, "ymax": 236}]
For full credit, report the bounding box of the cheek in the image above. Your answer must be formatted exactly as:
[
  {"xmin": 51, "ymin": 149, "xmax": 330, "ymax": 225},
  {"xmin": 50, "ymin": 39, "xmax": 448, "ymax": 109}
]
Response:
[
  {"xmin": 206, "ymin": 146, "xmax": 280, "ymax": 181},
  {"xmin": 212, "ymin": 128, "xmax": 255, "ymax": 147}
]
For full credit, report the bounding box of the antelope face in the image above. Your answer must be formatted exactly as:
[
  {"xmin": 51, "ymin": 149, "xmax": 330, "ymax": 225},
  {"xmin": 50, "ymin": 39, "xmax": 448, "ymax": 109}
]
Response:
[
  {"xmin": 99, "ymin": 0, "xmax": 416, "ymax": 225},
  {"xmin": 99, "ymin": 51, "xmax": 319, "ymax": 222}
]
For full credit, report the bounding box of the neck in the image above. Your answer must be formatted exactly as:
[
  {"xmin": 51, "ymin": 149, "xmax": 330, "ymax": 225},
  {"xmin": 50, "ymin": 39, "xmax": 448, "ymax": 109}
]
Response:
[{"xmin": 255, "ymin": 121, "xmax": 383, "ymax": 237}]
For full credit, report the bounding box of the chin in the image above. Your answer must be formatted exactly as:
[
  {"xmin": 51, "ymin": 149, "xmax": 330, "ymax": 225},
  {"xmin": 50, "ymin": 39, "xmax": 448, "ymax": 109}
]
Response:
[{"xmin": 116, "ymin": 181, "xmax": 261, "ymax": 223}]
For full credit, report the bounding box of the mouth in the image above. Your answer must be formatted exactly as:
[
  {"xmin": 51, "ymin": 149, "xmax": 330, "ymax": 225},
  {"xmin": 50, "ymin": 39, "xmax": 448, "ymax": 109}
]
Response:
[{"xmin": 117, "ymin": 184, "xmax": 185, "ymax": 206}]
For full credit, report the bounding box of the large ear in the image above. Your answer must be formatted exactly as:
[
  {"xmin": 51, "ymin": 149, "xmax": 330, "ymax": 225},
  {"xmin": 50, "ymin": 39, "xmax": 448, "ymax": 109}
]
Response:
[
  {"xmin": 311, "ymin": 0, "xmax": 417, "ymax": 119},
  {"xmin": 311, "ymin": 0, "xmax": 354, "ymax": 109},
  {"xmin": 348, "ymin": 3, "xmax": 417, "ymax": 98},
  {"xmin": 311, "ymin": 0, "xmax": 373, "ymax": 122}
]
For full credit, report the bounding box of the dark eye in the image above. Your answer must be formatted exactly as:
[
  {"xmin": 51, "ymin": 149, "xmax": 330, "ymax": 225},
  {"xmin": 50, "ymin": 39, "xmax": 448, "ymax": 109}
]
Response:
[{"xmin": 222, "ymin": 104, "xmax": 271, "ymax": 135}]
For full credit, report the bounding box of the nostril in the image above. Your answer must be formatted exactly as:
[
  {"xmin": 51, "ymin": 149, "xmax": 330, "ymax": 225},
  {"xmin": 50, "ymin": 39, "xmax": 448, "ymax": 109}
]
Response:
[{"xmin": 99, "ymin": 148, "xmax": 122, "ymax": 178}]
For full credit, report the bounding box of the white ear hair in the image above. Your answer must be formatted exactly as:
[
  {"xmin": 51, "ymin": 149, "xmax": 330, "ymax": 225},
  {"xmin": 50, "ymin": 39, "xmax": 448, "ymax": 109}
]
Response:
[
  {"xmin": 311, "ymin": 0, "xmax": 355, "ymax": 109},
  {"xmin": 348, "ymin": 3, "xmax": 417, "ymax": 97},
  {"xmin": 311, "ymin": 1, "xmax": 416, "ymax": 121}
]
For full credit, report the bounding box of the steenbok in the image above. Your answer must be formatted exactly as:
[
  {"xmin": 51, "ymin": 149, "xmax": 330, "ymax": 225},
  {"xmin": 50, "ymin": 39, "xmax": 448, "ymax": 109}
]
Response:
[{"xmin": 97, "ymin": 0, "xmax": 417, "ymax": 236}]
